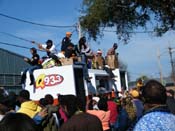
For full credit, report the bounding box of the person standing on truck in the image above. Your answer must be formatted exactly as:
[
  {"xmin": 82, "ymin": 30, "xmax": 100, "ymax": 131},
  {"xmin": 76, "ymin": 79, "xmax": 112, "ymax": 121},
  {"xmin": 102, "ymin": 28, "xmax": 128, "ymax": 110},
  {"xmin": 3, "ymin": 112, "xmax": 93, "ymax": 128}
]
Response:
[
  {"xmin": 61, "ymin": 32, "xmax": 75, "ymax": 58},
  {"xmin": 74, "ymin": 36, "xmax": 93, "ymax": 81},
  {"xmin": 94, "ymin": 49, "xmax": 105, "ymax": 69},
  {"xmin": 20, "ymin": 47, "xmax": 41, "ymax": 85},
  {"xmin": 75, "ymin": 36, "xmax": 93, "ymax": 61},
  {"xmin": 107, "ymin": 43, "xmax": 118, "ymax": 55},
  {"xmin": 106, "ymin": 43, "xmax": 119, "ymax": 69}
]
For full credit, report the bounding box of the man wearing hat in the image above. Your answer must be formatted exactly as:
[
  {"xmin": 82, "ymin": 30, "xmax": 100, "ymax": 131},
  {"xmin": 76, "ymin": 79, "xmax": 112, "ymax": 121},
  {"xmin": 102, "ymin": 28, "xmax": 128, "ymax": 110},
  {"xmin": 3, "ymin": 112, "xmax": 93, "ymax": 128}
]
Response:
[
  {"xmin": 61, "ymin": 32, "xmax": 75, "ymax": 58},
  {"xmin": 94, "ymin": 49, "xmax": 105, "ymax": 69}
]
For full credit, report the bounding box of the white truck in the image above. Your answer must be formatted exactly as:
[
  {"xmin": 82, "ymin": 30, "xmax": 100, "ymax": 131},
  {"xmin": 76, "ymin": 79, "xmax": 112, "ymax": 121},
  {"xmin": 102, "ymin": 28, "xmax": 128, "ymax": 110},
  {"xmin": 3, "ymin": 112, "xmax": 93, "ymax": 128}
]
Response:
[{"xmin": 24, "ymin": 64, "xmax": 128, "ymax": 103}]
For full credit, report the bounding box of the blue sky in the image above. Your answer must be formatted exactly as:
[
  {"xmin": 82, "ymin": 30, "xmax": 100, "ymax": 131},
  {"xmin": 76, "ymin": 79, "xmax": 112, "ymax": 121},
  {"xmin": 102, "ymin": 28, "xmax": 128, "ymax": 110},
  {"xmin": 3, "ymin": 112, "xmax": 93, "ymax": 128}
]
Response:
[{"xmin": 0, "ymin": 0, "xmax": 174, "ymax": 81}]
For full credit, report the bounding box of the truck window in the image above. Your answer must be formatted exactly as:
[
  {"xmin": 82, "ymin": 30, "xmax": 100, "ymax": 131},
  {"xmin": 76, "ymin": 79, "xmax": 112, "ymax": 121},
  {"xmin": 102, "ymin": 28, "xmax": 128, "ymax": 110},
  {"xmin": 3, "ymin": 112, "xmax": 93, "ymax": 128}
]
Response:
[
  {"xmin": 120, "ymin": 71, "xmax": 127, "ymax": 90},
  {"xmin": 95, "ymin": 76, "xmax": 110, "ymax": 92}
]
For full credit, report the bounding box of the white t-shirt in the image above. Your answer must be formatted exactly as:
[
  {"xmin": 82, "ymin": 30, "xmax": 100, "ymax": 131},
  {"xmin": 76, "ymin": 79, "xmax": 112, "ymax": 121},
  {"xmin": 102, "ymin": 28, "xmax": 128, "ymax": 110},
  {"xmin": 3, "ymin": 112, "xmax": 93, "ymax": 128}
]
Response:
[{"xmin": 42, "ymin": 44, "xmax": 57, "ymax": 55}]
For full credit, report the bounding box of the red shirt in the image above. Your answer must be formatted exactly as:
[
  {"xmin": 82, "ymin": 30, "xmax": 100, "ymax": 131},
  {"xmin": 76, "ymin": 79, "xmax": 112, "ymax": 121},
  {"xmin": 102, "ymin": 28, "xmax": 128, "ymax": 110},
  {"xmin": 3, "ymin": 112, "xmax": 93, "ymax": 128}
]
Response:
[{"xmin": 107, "ymin": 101, "xmax": 118, "ymax": 124}]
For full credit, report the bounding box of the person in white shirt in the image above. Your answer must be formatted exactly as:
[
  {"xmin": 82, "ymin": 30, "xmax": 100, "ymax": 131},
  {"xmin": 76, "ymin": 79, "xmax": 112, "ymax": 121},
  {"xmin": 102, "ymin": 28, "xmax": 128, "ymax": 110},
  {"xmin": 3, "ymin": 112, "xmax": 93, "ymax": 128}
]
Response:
[
  {"xmin": 37, "ymin": 39, "xmax": 62, "ymax": 66},
  {"xmin": 38, "ymin": 39, "xmax": 57, "ymax": 58}
]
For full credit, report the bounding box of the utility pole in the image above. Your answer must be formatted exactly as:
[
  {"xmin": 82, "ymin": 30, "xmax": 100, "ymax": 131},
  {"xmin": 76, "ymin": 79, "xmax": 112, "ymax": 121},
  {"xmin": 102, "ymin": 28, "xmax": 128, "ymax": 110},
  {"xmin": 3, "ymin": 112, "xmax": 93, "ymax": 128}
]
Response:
[
  {"xmin": 157, "ymin": 48, "xmax": 163, "ymax": 84},
  {"xmin": 77, "ymin": 22, "xmax": 82, "ymax": 39},
  {"xmin": 168, "ymin": 47, "xmax": 175, "ymax": 82}
]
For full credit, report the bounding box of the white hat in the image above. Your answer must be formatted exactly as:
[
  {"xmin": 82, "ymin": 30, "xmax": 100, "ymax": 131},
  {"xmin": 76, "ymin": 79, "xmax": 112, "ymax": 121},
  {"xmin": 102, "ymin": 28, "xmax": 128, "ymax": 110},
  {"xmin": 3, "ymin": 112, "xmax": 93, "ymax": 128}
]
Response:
[
  {"xmin": 92, "ymin": 97, "xmax": 100, "ymax": 103},
  {"xmin": 97, "ymin": 49, "xmax": 102, "ymax": 54},
  {"xmin": 57, "ymin": 52, "xmax": 65, "ymax": 58}
]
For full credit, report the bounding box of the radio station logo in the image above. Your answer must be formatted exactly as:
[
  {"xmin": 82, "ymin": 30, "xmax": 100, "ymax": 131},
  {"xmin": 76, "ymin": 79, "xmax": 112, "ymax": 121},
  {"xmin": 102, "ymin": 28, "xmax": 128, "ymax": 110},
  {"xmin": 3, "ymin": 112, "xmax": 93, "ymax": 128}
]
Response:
[{"xmin": 35, "ymin": 74, "xmax": 64, "ymax": 89}]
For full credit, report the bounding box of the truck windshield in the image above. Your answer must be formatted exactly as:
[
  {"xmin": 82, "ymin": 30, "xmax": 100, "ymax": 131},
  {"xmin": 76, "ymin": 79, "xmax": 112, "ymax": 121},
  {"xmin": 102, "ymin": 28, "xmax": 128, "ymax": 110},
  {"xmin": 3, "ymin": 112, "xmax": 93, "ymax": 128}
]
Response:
[{"xmin": 95, "ymin": 76, "xmax": 110, "ymax": 92}]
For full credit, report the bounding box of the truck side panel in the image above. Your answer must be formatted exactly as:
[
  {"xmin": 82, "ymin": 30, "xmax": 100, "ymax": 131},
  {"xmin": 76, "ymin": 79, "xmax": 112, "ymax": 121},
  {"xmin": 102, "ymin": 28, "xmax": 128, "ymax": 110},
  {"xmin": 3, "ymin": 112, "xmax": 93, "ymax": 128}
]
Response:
[{"xmin": 25, "ymin": 65, "xmax": 76, "ymax": 101}]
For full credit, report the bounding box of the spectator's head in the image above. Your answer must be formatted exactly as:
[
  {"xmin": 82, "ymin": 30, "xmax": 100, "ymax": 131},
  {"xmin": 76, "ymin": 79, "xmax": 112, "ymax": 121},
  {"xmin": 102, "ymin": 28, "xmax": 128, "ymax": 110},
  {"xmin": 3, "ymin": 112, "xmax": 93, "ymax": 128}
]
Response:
[
  {"xmin": 0, "ymin": 113, "xmax": 38, "ymax": 131},
  {"xmin": 166, "ymin": 89, "xmax": 174, "ymax": 98},
  {"xmin": 92, "ymin": 97, "xmax": 100, "ymax": 104},
  {"xmin": 18, "ymin": 90, "xmax": 30, "ymax": 103},
  {"xmin": 113, "ymin": 43, "xmax": 118, "ymax": 50},
  {"xmin": 97, "ymin": 49, "xmax": 102, "ymax": 56},
  {"xmin": 30, "ymin": 47, "xmax": 37, "ymax": 55},
  {"xmin": 45, "ymin": 94, "xmax": 54, "ymax": 105},
  {"xmin": 79, "ymin": 36, "xmax": 86, "ymax": 47},
  {"xmin": 66, "ymin": 32, "xmax": 72, "ymax": 38},
  {"xmin": 46, "ymin": 39, "xmax": 53, "ymax": 48},
  {"xmin": 141, "ymin": 80, "xmax": 167, "ymax": 105},
  {"xmin": 0, "ymin": 104, "xmax": 9, "ymax": 115},
  {"xmin": 98, "ymin": 98, "xmax": 108, "ymax": 111},
  {"xmin": 0, "ymin": 87, "xmax": 8, "ymax": 101},
  {"xmin": 58, "ymin": 95, "xmax": 79, "ymax": 118},
  {"xmin": 4, "ymin": 92, "xmax": 17, "ymax": 110},
  {"xmin": 39, "ymin": 98, "xmax": 48, "ymax": 108},
  {"xmin": 130, "ymin": 89, "xmax": 139, "ymax": 99}
]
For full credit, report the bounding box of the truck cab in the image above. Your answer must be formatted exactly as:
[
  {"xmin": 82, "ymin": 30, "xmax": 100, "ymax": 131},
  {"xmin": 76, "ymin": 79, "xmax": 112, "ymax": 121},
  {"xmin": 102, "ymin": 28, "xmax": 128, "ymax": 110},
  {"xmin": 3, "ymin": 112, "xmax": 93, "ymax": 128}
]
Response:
[{"xmin": 87, "ymin": 68, "xmax": 128, "ymax": 95}]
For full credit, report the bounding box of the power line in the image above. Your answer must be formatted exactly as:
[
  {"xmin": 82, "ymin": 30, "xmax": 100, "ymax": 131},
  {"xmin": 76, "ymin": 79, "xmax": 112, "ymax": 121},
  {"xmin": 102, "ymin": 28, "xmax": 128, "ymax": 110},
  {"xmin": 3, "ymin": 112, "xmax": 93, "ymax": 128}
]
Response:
[
  {"xmin": 0, "ymin": 32, "xmax": 33, "ymax": 43},
  {"xmin": 0, "ymin": 41, "xmax": 31, "ymax": 49},
  {"xmin": 103, "ymin": 29, "xmax": 154, "ymax": 34},
  {"xmin": 0, "ymin": 13, "xmax": 76, "ymax": 28},
  {"xmin": 0, "ymin": 41, "xmax": 44, "ymax": 52}
]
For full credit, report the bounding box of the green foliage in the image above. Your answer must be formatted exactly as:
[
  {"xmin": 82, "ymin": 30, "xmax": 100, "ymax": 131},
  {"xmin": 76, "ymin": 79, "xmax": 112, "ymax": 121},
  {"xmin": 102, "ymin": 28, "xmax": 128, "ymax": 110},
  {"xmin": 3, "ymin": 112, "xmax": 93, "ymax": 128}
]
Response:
[
  {"xmin": 136, "ymin": 75, "xmax": 149, "ymax": 82},
  {"xmin": 80, "ymin": 0, "xmax": 175, "ymax": 43}
]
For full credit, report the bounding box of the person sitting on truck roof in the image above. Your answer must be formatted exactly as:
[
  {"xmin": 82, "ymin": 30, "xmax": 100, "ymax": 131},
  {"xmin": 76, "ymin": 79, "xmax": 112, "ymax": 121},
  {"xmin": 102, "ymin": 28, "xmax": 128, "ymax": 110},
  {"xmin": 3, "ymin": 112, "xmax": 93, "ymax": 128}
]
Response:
[
  {"xmin": 37, "ymin": 39, "xmax": 63, "ymax": 67},
  {"xmin": 20, "ymin": 47, "xmax": 41, "ymax": 85},
  {"xmin": 38, "ymin": 39, "xmax": 58, "ymax": 60}
]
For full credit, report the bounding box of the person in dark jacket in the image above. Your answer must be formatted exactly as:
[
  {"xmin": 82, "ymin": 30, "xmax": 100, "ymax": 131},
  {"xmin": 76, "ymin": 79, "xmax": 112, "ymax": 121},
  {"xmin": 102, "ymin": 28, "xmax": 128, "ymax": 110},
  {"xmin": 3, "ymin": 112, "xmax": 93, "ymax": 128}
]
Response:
[
  {"xmin": 166, "ymin": 89, "xmax": 175, "ymax": 114},
  {"xmin": 61, "ymin": 32, "xmax": 75, "ymax": 58},
  {"xmin": 21, "ymin": 47, "xmax": 41, "ymax": 85},
  {"xmin": 130, "ymin": 89, "xmax": 143, "ymax": 120}
]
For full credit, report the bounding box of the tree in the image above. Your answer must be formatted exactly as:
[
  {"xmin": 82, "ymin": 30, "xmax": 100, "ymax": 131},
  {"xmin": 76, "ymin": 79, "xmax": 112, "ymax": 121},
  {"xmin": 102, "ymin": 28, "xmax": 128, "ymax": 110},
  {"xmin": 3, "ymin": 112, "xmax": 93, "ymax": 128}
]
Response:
[{"xmin": 80, "ymin": 0, "xmax": 175, "ymax": 43}]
